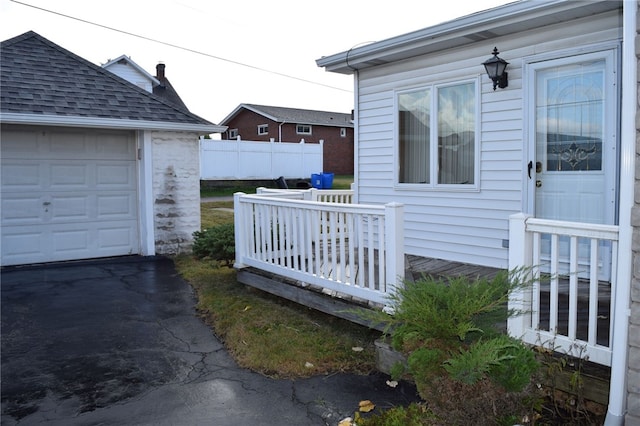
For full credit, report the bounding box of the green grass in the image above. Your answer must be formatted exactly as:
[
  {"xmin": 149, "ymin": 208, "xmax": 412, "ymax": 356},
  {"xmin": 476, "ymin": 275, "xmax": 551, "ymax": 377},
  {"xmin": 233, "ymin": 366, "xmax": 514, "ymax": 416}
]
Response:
[
  {"xmin": 201, "ymin": 202, "xmax": 234, "ymax": 226},
  {"xmin": 200, "ymin": 175, "xmax": 354, "ymax": 197},
  {"xmin": 200, "ymin": 186, "xmax": 257, "ymax": 197},
  {"xmin": 331, "ymin": 174, "xmax": 354, "ymax": 190},
  {"xmin": 175, "ymin": 197, "xmax": 378, "ymax": 378}
]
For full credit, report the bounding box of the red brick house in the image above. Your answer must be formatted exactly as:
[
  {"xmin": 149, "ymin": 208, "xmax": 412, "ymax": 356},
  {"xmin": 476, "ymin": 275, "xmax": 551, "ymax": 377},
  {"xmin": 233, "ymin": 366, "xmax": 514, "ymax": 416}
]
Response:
[{"xmin": 219, "ymin": 104, "xmax": 354, "ymax": 175}]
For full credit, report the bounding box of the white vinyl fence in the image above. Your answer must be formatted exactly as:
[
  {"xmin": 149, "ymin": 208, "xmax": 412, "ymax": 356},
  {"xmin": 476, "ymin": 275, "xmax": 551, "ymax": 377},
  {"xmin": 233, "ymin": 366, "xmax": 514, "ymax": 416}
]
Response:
[{"xmin": 200, "ymin": 137, "xmax": 322, "ymax": 180}]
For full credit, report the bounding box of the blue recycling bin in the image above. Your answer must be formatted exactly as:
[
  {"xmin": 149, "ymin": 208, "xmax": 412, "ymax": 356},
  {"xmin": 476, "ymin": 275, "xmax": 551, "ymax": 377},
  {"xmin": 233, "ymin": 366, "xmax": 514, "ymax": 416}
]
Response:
[
  {"xmin": 321, "ymin": 172, "xmax": 334, "ymax": 189},
  {"xmin": 311, "ymin": 173, "xmax": 322, "ymax": 189}
]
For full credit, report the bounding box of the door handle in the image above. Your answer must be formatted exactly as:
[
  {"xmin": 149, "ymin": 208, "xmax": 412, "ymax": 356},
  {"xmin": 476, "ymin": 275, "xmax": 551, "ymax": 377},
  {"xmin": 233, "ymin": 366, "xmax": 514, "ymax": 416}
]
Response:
[{"xmin": 527, "ymin": 161, "xmax": 533, "ymax": 179}]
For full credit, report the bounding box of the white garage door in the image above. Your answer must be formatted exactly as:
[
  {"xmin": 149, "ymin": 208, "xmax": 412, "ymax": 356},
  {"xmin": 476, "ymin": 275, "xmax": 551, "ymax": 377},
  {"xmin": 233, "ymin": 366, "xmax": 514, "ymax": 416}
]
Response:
[{"xmin": 1, "ymin": 126, "xmax": 139, "ymax": 266}]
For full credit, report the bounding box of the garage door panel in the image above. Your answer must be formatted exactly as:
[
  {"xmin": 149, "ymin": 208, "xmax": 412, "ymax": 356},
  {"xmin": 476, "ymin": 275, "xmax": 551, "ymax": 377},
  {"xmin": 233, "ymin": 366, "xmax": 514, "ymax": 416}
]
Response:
[
  {"xmin": 51, "ymin": 222, "xmax": 137, "ymax": 254},
  {"xmin": 2, "ymin": 231, "xmax": 43, "ymax": 259},
  {"xmin": 2, "ymin": 220, "xmax": 138, "ymax": 265},
  {"xmin": 50, "ymin": 164, "xmax": 89, "ymax": 187},
  {"xmin": 49, "ymin": 131, "xmax": 135, "ymax": 160},
  {"xmin": 98, "ymin": 224, "xmax": 137, "ymax": 250},
  {"xmin": 53, "ymin": 229, "xmax": 89, "ymax": 253},
  {"xmin": 0, "ymin": 131, "xmax": 39, "ymax": 156},
  {"xmin": 2, "ymin": 163, "xmax": 42, "ymax": 188},
  {"xmin": 48, "ymin": 192, "xmax": 135, "ymax": 222},
  {"xmin": 51, "ymin": 196, "xmax": 90, "ymax": 221},
  {"xmin": 45, "ymin": 161, "xmax": 136, "ymax": 190},
  {"xmin": 50, "ymin": 132, "xmax": 88, "ymax": 156},
  {"xmin": 2, "ymin": 196, "xmax": 46, "ymax": 224},
  {"xmin": 97, "ymin": 194, "xmax": 136, "ymax": 218},
  {"xmin": 96, "ymin": 133, "xmax": 137, "ymax": 158},
  {"xmin": 1, "ymin": 126, "xmax": 139, "ymax": 266},
  {"xmin": 96, "ymin": 163, "xmax": 136, "ymax": 188}
]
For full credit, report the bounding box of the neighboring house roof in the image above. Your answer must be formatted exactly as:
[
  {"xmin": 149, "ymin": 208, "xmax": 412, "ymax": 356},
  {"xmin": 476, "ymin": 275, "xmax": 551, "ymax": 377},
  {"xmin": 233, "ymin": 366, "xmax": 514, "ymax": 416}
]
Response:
[
  {"xmin": 102, "ymin": 55, "xmax": 191, "ymax": 113},
  {"xmin": 153, "ymin": 63, "xmax": 191, "ymax": 113},
  {"xmin": 0, "ymin": 31, "xmax": 224, "ymax": 133},
  {"xmin": 220, "ymin": 103, "xmax": 354, "ymax": 128},
  {"xmin": 102, "ymin": 54, "xmax": 161, "ymax": 88},
  {"xmin": 316, "ymin": 0, "xmax": 621, "ymax": 74}
]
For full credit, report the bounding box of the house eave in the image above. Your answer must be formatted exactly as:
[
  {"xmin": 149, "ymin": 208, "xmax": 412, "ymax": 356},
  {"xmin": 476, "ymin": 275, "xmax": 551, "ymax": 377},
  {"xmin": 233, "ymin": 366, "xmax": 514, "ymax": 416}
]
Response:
[
  {"xmin": 0, "ymin": 113, "xmax": 227, "ymax": 133},
  {"xmin": 316, "ymin": 0, "xmax": 622, "ymax": 74}
]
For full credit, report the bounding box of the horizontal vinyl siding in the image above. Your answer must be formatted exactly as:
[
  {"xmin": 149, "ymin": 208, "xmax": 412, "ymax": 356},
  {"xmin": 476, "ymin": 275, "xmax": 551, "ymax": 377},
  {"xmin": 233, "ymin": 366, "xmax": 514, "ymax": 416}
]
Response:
[{"xmin": 355, "ymin": 10, "xmax": 621, "ymax": 269}]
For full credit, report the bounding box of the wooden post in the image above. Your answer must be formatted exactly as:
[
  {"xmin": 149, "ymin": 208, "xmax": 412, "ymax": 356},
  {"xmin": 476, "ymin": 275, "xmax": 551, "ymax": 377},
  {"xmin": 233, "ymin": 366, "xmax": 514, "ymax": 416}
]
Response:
[
  {"xmin": 385, "ymin": 202, "xmax": 404, "ymax": 296},
  {"xmin": 507, "ymin": 213, "xmax": 533, "ymax": 339}
]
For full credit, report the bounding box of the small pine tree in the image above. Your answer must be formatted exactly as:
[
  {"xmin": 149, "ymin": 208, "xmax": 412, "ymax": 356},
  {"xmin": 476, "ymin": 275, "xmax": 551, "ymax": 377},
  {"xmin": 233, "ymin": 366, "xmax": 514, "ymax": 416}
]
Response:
[{"xmin": 192, "ymin": 223, "xmax": 235, "ymax": 266}]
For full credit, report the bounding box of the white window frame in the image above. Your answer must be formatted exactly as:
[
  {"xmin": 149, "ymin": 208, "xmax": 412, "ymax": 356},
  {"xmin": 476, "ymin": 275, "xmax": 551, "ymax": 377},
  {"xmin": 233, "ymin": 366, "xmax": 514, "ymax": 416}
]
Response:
[
  {"xmin": 257, "ymin": 124, "xmax": 269, "ymax": 135},
  {"xmin": 340, "ymin": 127, "xmax": 347, "ymax": 137},
  {"xmin": 229, "ymin": 128, "xmax": 238, "ymax": 138},
  {"xmin": 394, "ymin": 77, "xmax": 480, "ymax": 191},
  {"xmin": 296, "ymin": 124, "xmax": 312, "ymax": 135}
]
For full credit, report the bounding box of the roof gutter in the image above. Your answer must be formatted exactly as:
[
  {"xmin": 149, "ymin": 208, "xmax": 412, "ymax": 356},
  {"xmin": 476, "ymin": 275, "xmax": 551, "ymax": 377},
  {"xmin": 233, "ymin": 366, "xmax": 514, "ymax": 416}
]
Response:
[
  {"xmin": 0, "ymin": 113, "xmax": 226, "ymax": 133},
  {"xmin": 316, "ymin": 0, "xmax": 620, "ymax": 74}
]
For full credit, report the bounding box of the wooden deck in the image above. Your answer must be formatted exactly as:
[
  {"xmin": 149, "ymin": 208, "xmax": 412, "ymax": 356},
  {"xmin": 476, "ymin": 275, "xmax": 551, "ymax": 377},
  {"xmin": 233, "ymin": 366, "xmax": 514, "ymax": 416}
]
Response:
[{"xmin": 404, "ymin": 254, "xmax": 502, "ymax": 282}]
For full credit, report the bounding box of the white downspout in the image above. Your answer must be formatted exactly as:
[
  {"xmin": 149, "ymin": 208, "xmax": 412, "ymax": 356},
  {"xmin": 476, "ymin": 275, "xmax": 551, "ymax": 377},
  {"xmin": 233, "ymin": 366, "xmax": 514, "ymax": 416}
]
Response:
[
  {"xmin": 604, "ymin": 2, "xmax": 636, "ymax": 424},
  {"xmin": 278, "ymin": 121, "xmax": 285, "ymax": 142},
  {"xmin": 353, "ymin": 70, "xmax": 359, "ymax": 204}
]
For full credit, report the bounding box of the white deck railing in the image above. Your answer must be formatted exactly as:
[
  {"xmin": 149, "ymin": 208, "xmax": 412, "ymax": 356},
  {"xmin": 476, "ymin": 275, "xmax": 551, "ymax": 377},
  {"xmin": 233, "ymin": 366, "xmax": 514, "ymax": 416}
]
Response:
[
  {"xmin": 255, "ymin": 187, "xmax": 355, "ymax": 204},
  {"xmin": 233, "ymin": 191, "xmax": 404, "ymax": 306},
  {"xmin": 508, "ymin": 213, "xmax": 619, "ymax": 366}
]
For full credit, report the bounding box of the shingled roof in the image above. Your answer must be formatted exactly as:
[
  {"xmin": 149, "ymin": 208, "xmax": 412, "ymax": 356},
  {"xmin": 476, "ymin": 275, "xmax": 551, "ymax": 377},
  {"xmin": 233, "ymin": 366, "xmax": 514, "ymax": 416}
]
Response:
[
  {"xmin": 220, "ymin": 103, "xmax": 354, "ymax": 128},
  {"xmin": 0, "ymin": 31, "xmax": 220, "ymax": 131}
]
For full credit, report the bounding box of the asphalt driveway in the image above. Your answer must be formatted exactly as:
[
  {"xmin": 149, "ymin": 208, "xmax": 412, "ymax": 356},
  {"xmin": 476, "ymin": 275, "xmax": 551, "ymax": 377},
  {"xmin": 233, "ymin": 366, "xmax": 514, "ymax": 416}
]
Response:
[{"xmin": 1, "ymin": 256, "xmax": 417, "ymax": 425}]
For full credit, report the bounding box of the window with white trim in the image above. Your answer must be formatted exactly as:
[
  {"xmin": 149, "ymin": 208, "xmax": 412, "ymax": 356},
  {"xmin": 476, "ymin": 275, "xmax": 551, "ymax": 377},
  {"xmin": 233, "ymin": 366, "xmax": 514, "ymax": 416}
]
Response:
[
  {"xmin": 296, "ymin": 124, "xmax": 312, "ymax": 135},
  {"xmin": 397, "ymin": 79, "xmax": 478, "ymax": 187},
  {"xmin": 257, "ymin": 124, "xmax": 268, "ymax": 135},
  {"xmin": 340, "ymin": 127, "xmax": 347, "ymax": 137},
  {"xmin": 229, "ymin": 128, "xmax": 238, "ymax": 138}
]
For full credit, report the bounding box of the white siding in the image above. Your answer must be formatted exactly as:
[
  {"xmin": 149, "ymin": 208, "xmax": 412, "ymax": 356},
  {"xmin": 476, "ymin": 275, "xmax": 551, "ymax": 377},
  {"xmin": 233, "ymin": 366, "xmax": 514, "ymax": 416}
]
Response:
[
  {"xmin": 105, "ymin": 62, "xmax": 154, "ymax": 92},
  {"xmin": 356, "ymin": 10, "xmax": 621, "ymax": 268}
]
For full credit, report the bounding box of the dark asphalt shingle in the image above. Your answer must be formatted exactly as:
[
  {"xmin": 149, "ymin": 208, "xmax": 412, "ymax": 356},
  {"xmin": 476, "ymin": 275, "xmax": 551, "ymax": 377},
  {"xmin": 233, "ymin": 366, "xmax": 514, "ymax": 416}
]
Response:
[{"xmin": 1, "ymin": 31, "xmax": 214, "ymax": 126}]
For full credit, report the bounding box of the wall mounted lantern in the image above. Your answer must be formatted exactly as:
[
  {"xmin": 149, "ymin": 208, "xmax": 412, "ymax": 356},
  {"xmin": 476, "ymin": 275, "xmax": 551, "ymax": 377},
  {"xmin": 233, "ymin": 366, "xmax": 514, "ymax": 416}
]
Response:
[{"xmin": 482, "ymin": 47, "xmax": 509, "ymax": 90}]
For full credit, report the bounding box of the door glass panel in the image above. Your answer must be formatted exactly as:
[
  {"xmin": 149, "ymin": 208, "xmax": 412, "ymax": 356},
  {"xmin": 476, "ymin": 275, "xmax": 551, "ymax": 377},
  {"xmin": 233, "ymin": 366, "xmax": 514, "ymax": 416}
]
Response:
[
  {"xmin": 535, "ymin": 60, "xmax": 607, "ymax": 224},
  {"xmin": 541, "ymin": 63, "xmax": 604, "ymax": 172}
]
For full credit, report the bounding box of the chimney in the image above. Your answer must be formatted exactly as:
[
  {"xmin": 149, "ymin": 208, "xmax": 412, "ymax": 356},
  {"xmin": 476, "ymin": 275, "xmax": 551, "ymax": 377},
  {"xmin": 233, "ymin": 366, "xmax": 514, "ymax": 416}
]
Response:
[{"xmin": 156, "ymin": 63, "xmax": 165, "ymax": 80}]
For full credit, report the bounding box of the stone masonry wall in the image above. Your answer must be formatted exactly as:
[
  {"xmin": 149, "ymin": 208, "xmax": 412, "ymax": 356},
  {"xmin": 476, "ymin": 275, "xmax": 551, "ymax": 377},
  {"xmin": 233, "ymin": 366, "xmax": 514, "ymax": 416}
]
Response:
[
  {"xmin": 629, "ymin": 3, "xmax": 640, "ymax": 423},
  {"xmin": 152, "ymin": 131, "xmax": 201, "ymax": 255}
]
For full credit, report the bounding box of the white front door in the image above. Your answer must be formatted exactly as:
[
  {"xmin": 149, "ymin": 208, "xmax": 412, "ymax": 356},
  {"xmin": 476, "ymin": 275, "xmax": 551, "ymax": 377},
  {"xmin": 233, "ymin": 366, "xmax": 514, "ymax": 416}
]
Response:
[{"xmin": 528, "ymin": 50, "xmax": 618, "ymax": 279}]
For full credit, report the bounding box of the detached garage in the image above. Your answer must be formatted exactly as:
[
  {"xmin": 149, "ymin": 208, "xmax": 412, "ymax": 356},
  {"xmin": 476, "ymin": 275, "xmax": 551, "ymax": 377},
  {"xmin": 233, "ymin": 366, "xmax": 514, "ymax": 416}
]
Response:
[{"xmin": 1, "ymin": 31, "xmax": 225, "ymax": 266}]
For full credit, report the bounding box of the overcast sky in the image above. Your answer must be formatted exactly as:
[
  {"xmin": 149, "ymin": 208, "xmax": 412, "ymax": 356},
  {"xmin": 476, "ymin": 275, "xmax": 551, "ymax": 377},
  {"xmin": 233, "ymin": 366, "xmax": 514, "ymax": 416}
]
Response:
[{"xmin": 1, "ymin": 0, "xmax": 512, "ymax": 125}]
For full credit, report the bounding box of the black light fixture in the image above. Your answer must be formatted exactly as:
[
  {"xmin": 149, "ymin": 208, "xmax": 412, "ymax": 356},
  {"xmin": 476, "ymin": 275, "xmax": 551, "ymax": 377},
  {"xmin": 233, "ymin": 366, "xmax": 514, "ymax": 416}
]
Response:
[{"xmin": 482, "ymin": 47, "xmax": 509, "ymax": 90}]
